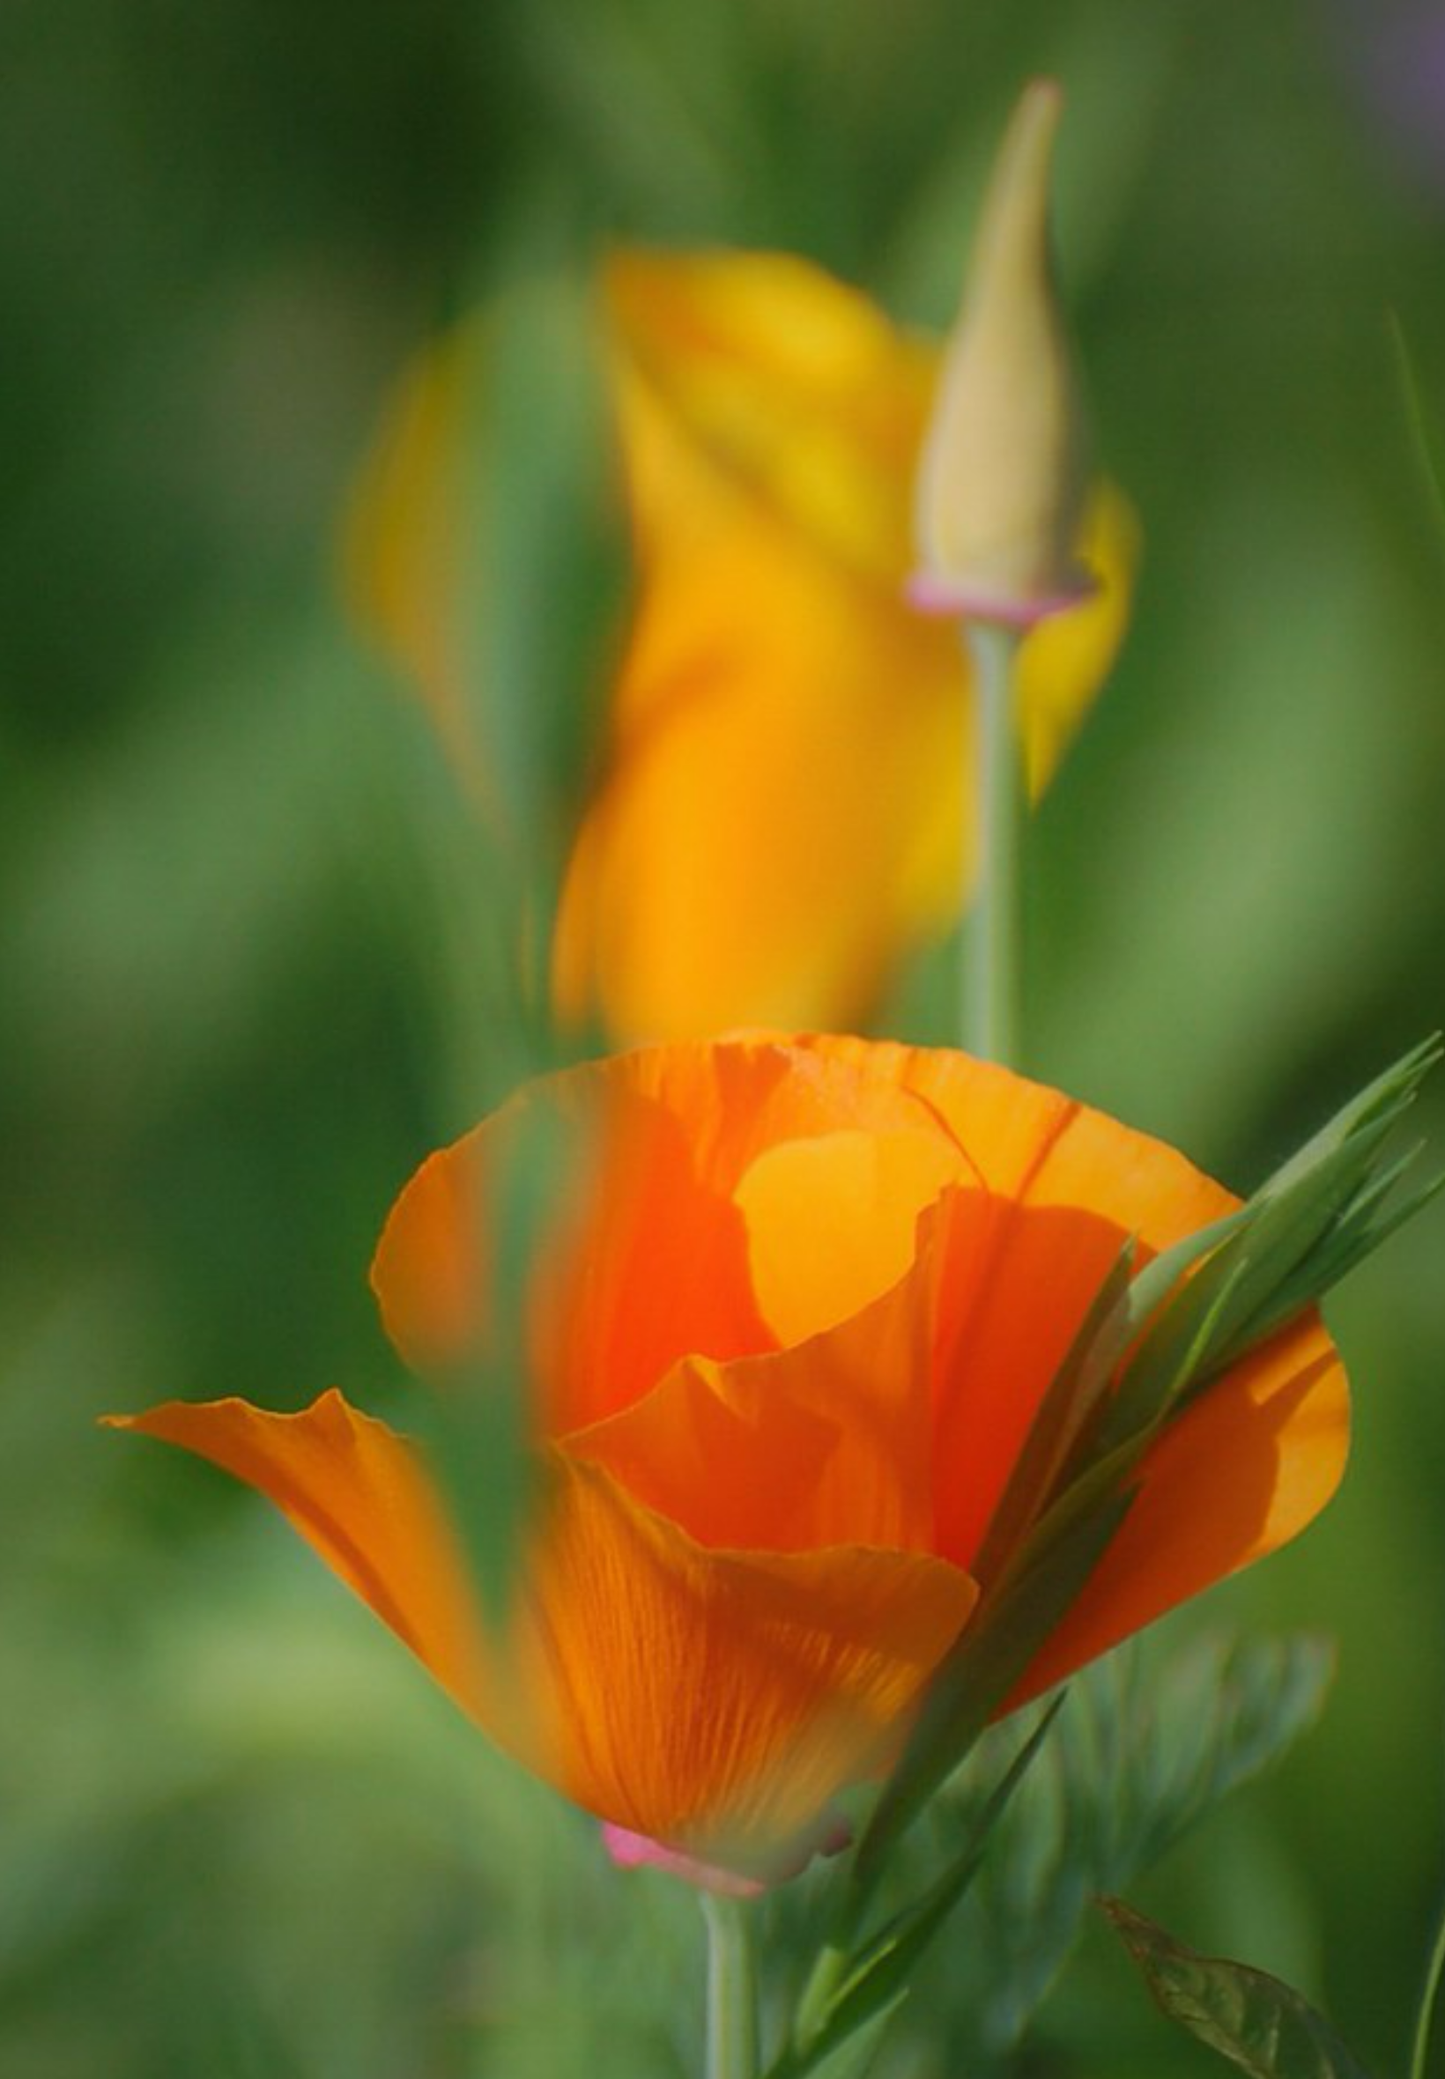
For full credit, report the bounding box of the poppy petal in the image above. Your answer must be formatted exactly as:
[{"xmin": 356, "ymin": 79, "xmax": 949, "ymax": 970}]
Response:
[
  {"xmin": 602, "ymin": 247, "xmax": 932, "ymax": 598},
  {"xmin": 110, "ymin": 1390, "xmax": 976, "ymax": 1862},
  {"xmin": 1008, "ymin": 1318, "xmax": 1348, "ymax": 1702},
  {"xmin": 105, "ymin": 1391, "xmax": 500, "ymax": 1730},
  {"xmin": 370, "ymin": 1066, "xmax": 773, "ymax": 1434},
  {"xmin": 914, "ymin": 1055, "xmax": 1242, "ymax": 1573},
  {"xmin": 564, "ymin": 1224, "xmax": 944, "ymax": 1554},
  {"xmin": 790, "ymin": 1027, "xmax": 1347, "ymax": 1588},
  {"xmin": 1016, "ymin": 482, "xmax": 1139, "ymax": 790},
  {"xmin": 370, "ymin": 1040, "xmax": 964, "ymax": 1431},
  {"xmin": 551, "ymin": 519, "xmax": 964, "ymax": 1037},
  {"xmin": 733, "ymin": 1123, "xmax": 966, "ymax": 1347},
  {"xmin": 529, "ymin": 1449, "xmax": 977, "ymax": 1859}
]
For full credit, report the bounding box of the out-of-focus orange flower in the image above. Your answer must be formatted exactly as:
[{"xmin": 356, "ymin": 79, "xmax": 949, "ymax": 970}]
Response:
[
  {"xmin": 348, "ymin": 252, "xmax": 1137, "ymax": 1043},
  {"xmin": 113, "ymin": 1037, "xmax": 1344, "ymax": 1879}
]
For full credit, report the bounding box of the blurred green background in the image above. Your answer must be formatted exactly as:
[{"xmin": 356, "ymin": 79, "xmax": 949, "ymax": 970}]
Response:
[{"xmin": 5, "ymin": 0, "xmax": 1445, "ymax": 2072}]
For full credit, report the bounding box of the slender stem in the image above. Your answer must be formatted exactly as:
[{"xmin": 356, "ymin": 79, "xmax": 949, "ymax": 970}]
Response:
[
  {"xmin": 962, "ymin": 620, "xmax": 1024, "ymax": 1068},
  {"xmin": 702, "ymin": 1891, "xmax": 760, "ymax": 2079},
  {"xmin": 1410, "ymin": 1884, "xmax": 1445, "ymax": 2079}
]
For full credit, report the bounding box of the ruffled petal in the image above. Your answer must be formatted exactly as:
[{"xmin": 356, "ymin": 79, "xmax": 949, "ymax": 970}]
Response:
[
  {"xmin": 783, "ymin": 1037, "xmax": 1343, "ymax": 1623},
  {"xmin": 897, "ymin": 1046, "xmax": 1242, "ymax": 1572},
  {"xmin": 105, "ymin": 1391, "xmax": 502, "ymax": 1731},
  {"xmin": 615, "ymin": 1025, "xmax": 959, "ymax": 1183},
  {"xmin": 110, "ymin": 1390, "xmax": 976, "ymax": 1865},
  {"xmin": 371, "ymin": 1064, "xmax": 772, "ymax": 1434},
  {"xmin": 565, "ymin": 1224, "xmax": 944, "ymax": 1554},
  {"xmin": 371, "ymin": 1039, "xmax": 966, "ymax": 1431},
  {"xmin": 526, "ymin": 1450, "xmax": 976, "ymax": 1861}
]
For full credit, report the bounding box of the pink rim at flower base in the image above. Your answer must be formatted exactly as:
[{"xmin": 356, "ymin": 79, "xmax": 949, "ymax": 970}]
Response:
[
  {"xmin": 904, "ymin": 566, "xmax": 1098, "ymax": 627},
  {"xmin": 601, "ymin": 1812, "xmax": 855, "ymax": 1896}
]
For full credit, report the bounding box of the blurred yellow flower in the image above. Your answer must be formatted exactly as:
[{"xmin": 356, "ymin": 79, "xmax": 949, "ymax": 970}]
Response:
[{"xmin": 349, "ymin": 247, "xmax": 1136, "ymax": 1043}]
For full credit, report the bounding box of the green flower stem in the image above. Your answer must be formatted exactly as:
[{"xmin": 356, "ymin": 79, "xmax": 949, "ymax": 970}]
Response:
[
  {"xmin": 962, "ymin": 619, "xmax": 1024, "ymax": 1069},
  {"xmin": 1410, "ymin": 1883, "xmax": 1445, "ymax": 2079},
  {"xmin": 702, "ymin": 1891, "xmax": 760, "ymax": 2079}
]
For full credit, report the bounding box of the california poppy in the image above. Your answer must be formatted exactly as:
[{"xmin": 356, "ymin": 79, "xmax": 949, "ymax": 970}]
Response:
[
  {"xmin": 349, "ymin": 254, "xmax": 1136, "ymax": 1042},
  {"xmin": 112, "ymin": 1036, "xmax": 1344, "ymax": 1880}
]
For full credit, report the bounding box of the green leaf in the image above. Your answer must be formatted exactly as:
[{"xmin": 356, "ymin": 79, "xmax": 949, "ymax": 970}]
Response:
[
  {"xmin": 968, "ymin": 1234, "xmax": 1138, "ymax": 1588},
  {"xmin": 782, "ymin": 2007, "xmax": 898, "ymax": 2079},
  {"xmin": 1256, "ymin": 1036, "xmax": 1440, "ymax": 1199},
  {"xmin": 1214, "ymin": 1156, "xmax": 1445, "ymax": 1367},
  {"xmin": 431, "ymin": 246, "xmax": 631, "ymax": 1030},
  {"xmin": 1059, "ymin": 1633, "xmax": 1333, "ymax": 1877},
  {"xmin": 814, "ymin": 1042, "xmax": 1434, "ymax": 2070},
  {"xmin": 458, "ymin": 261, "xmax": 629, "ymax": 846},
  {"xmin": 852, "ymin": 1488, "xmax": 1131, "ymax": 1890},
  {"xmin": 1408, "ymin": 1883, "xmax": 1445, "ymax": 2079},
  {"xmin": 773, "ymin": 1705, "xmax": 1063, "ymax": 2079},
  {"xmin": 970, "ymin": 1212, "xmax": 1243, "ymax": 1590},
  {"xmin": 1095, "ymin": 1038, "xmax": 1441, "ymax": 1459},
  {"xmin": 856, "ymin": 1632, "xmax": 1333, "ymax": 2070},
  {"xmin": 1101, "ymin": 1897, "xmax": 1373, "ymax": 2079},
  {"xmin": 1387, "ymin": 310, "xmax": 1445, "ymax": 569},
  {"xmin": 410, "ymin": 1094, "xmax": 582, "ymax": 1616},
  {"xmin": 962, "ymin": 1038, "xmax": 1441, "ymax": 1677}
]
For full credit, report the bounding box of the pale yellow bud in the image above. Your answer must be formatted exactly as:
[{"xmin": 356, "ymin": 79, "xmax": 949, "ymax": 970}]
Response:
[{"xmin": 910, "ymin": 79, "xmax": 1092, "ymax": 626}]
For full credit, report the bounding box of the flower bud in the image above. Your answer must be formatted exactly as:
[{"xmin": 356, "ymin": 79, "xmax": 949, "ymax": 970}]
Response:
[{"xmin": 910, "ymin": 80, "xmax": 1093, "ymax": 626}]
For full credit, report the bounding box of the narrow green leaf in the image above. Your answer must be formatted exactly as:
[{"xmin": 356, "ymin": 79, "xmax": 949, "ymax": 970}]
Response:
[
  {"xmin": 1409, "ymin": 1882, "xmax": 1445, "ymax": 2079},
  {"xmin": 844, "ymin": 1700, "xmax": 1063, "ymax": 1997},
  {"xmin": 412, "ymin": 1095, "xmax": 579, "ymax": 1615},
  {"xmin": 1254, "ymin": 1037, "xmax": 1441, "ymax": 1203},
  {"xmin": 880, "ymin": 1632, "xmax": 1333, "ymax": 2064},
  {"xmin": 777, "ymin": 2004, "xmax": 899, "ymax": 2079},
  {"xmin": 1111, "ymin": 1209, "xmax": 1250, "ymax": 1335},
  {"xmin": 1208, "ymin": 1118, "xmax": 1404, "ymax": 1327},
  {"xmin": 461, "ymin": 263, "xmax": 628, "ymax": 845},
  {"xmin": 975, "ymin": 1210, "xmax": 1248, "ymax": 1589},
  {"xmin": 1216, "ymin": 1161, "xmax": 1445, "ymax": 1366},
  {"xmin": 437, "ymin": 248, "xmax": 631, "ymax": 1034},
  {"xmin": 1387, "ymin": 312, "xmax": 1445, "ymax": 569},
  {"xmin": 1091, "ymin": 1230, "xmax": 1252, "ymax": 1457},
  {"xmin": 1098, "ymin": 1038, "xmax": 1441, "ymax": 1455},
  {"xmin": 1133, "ymin": 1125, "xmax": 1387, "ymax": 1412},
  {"xmin": 970, "ymin": 1236, "xmax": 1137, "ymax": 1587},
  {"xmin": 776, "ymin": 1706, "xmax": 1063, "ymax": 2079},
  {"xmin": 1101, "ymin": 1898, "xmax": 1373, "ymax": 2079},
  {"xmin": 853, "ymin": 1490, "xmax": 1130, "ymax": 1888}
]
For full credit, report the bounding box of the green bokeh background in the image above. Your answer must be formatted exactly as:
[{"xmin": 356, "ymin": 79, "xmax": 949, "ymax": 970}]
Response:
[{"xmin": 5, "ymin": 0, "xmax": 1445, "ymax": 2073}]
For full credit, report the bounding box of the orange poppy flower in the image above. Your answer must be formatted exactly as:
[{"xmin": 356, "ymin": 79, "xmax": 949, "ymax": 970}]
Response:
[
  {"xmin": 349, "ymin": 253, "xmax": 1137, "ymax": 1042},
  {"xmin": 112, "ymin": 1037, "xmax": 1345, "ymax": 1881}
]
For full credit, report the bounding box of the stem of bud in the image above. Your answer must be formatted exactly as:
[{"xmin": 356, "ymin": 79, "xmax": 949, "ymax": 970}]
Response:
[{"xmin": 962, "ymin": 620, "xmax": 1024, "ymax": 1067}]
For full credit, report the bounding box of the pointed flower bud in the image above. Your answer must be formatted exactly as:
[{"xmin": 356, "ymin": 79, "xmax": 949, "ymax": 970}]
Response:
[{"xmin": 911, "ymin": 80, "xmax": 1093, "ymax": 626}]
